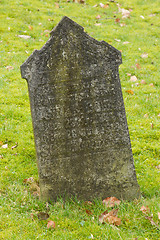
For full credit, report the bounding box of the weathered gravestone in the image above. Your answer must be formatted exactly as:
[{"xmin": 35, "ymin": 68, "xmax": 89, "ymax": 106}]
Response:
[{"xmin": 21, "ymin": 16, "xmax": 140, "ymax": 201}]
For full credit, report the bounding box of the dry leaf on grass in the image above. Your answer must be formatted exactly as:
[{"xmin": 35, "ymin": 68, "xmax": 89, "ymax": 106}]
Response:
[
  {"xmin": 103, "ymin": 197, "xmax": 121, "ymax": 208},
  {"xmin": 104, "ymin": 215, "xmax": 121, "ymax": 226},
  {"xmin": 85, "ymin": 209, "xmax": 93, "ymax": 215},
  {"xmin": 130, "ymin": 75, "xmax": 137, "ymax": 82},
  {"xmin": 2, "ymin": 144, "xmax": 8, "ymax": 149},
  {"xmin": 47, "ymin": 220, "xmax": 56, "ymax": 229},
  {"xmin": 141, "ymin": 53, "xmax": 148, "ymax": 58},
  {"xmin": 99, "ymin": 209, "xmax": 121, "ymax": 226},
  {"xmin": 140, "ymin": 205, "xmax": 150, "ymax": 214},
  {"xmin": 99, "ymin": 210, "xmax": 108, "ymax": 223},
  {"xmin": 96, "ymin": 15, "xmax": 101, "ymax": 19},
  {"xmin": 18, "ymin": 35, "xmax": 31, "ymax": 39},
  {"xmin": 126, "ymin": 90, "xmax": 134, "ymax": 95}
]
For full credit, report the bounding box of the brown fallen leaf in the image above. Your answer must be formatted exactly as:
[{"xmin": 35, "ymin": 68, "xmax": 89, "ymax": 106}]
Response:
[
  {"xmin": 120, "ymin": 23, "xmax": 126, "ymax": 27},
  {"xmin": 28, "ymin": 25, "xmax": 33, "ymax": 30},
  {"xmin": 141, "ymin": 80, "xmax": 146, "ymax": 84},
  {"xmin": 85, "ymin": 209, "xmax": 93, "ymax": 215},
  {"xmin": 115, "ymin": 18, "xmax": 120, "ymax": 23},
  {"xmin": 136, "ymin": 63, "xmax": 141, "ymax": 69},
  {"xmin": 103, "ymin": 197, "xmax": 121, "ymax": 208},
  {"xmin": 96, "ymin": 15, "xmax": 101, "ymax": 19},
  {"xmin": 141, "ymin": 53, "xmax": 148, "ymax": 58},
  {"xmin": 37, "ymin": 212, "xmax": 49, "ymax": 220},
  {"xmin": 6, "ymin": 66, "xmax": 14, "ymax": 70},
  {"xmin": 23, "ymin": 177, "xmax": 34, "ymax": 184},
  {"xmin": 100, "ymin": 3, "xmax": 109, "ymax": 8},
  {"xmin": 99, "ymin": 210, "xmax": 108, "ymax": 223},
  {"xmin": 104, "ymin": 215, "xmax": 121, "ymax": 226},
  {"xmin": 118, "ymin": 6, "xmax": 130, "ymax": 19},
  {"xmin": 150, "ymin": 122, "xmax": 154, "ymax": 129},
  {"xmin": 126, "ymin": 90, "xmax": 134, "ymax": 95},
  {"xmin": 47, "ymin": 220, "xmax": 56, "ymax": 229},
  {"xmin": 140, "ymin": 205, "xmax": 150, "ymax": 214},
  {"xmin": 99, "ymin": 209, "xmax": 121, "ymax": 226},
  {"xmin": 130, "ymin": 75, "xmax": 137, "ymax": 82},
  {"xmin": 0, "ymin": 141, "xmax": 3, "ymax": 146}
]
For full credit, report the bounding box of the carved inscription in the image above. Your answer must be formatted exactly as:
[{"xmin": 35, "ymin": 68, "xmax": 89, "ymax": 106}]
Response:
[{"xmin": 21, "ymin": 16, "xmax": 140, "ymax": 201}]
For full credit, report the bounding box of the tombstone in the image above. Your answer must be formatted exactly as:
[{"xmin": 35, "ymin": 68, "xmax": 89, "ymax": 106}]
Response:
[{"xmin": 21, "ymin": 16, "xmax": 140, "ymax": 201}]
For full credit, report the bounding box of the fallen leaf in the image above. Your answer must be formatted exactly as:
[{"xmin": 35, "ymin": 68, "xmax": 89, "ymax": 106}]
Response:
[
  {"xmin": 158, "ymin": 212, "xmax": 160, "ymax": 220},
  {"xmin": 47, "ymin": 220, "xmax": 56, "ymax": 229},
  {"xmin": 18, "ymin": 35, "xmax": 31, "ymax": 39},
  {"xmin": 140, "ymin": 205, "xmax": 150, "ymax": 214},
  {"xmin": 2, "ymin": 144, "xmax": 8, "ymax": 149},
  {"xmin": 23, "ymin": 177, "xmax": 34, "ymax": 184},
  {"xmin": 149, "ymin": 83, "xmax": 154, "ymax": 87},
  {"xmin": 136, "ymin": 63, "xmax": 141, "ymax": 69},
  {"xmin": 28, "ymin": 25, "xmax": 33, "ymax": 30},
  {"xmin": 127, "ymin": 73, "xmax": 131, "ymax": 76},
  {"xmin": 115, "ymin": 39, "xmax": 121, "ymax": 42},
  {"xmin": 104, "ymin": 215, "xmax": 121, "ymax": 226},
  {"xmin": 115, "ymin": 18, "xmax": 120, "ymax": 23},
  {"xmin": 37, "ymin": 212, "xmax": 49, "ymax": 220},
  {"xmin": 123, "ymin": 41, "xmax": 130, "ymax": 44},
  {"xmin": 85, "ymin": 209, "xmax": 93, "ymax": 215},
  {"xmin": 96, "ymin": 15, "xmax": 101, "ymax": 19},
  {"xmin": 0, "ymin": 141, "xmax": 3, "ymax": 146},
  {"xmin": 100, "ymin": 3, "xmax": 109, "ymax": 8},
  {"xmin": 118, "ymin": 6, "xmax": 130, "ymax": 19},
  {"xmin": 150, "ymin": 122, "xmax": 154, "ymax": 129},
  {"xmin": 141, "ymin": 53, "xmax": 148, "ymax": 58},
  {"xmin": 0, "ymin": 155, "xmax": 3, "ymax": 159},
  {"xmin": 126, "ymin": 90, "xmax": 134, "ymax": 95},
  {"xmin": 103, "ymin": 197, "xmax": 121, "ymax": 208},
  {"xmin": 141, "ymin": 80, "xmax": 146, "ymax": 84},
  {"xmin": 94, "ymin": 23, "xmax": 101, "ymax": 26},
  {"xmin": 99, "ymin": 210, "xmax": 108, "ymax": 223},
  {"xmin": 130, "ymin": 75, "xmax": 137, "ymax": 82},
  {"xmin": 120, "ymin": 23, "xmax": 126, "ymax": 27},
  {"xmin": 100, "ymin": 209, "xmax": 121, "ymax": 226},
  {"xmin": 6, "ymin": 66, "xmax": 14, "ymax": 70},
  {"xmin": 55, "ymin": 2, "xmax": 59, "ymax": 8},
  {"xmin": 11, "ymin": 142, "xmax": 18, "ymax": 150}
]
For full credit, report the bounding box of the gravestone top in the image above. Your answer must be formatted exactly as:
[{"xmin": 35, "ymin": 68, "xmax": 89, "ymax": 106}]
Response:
[{"xmin": 21, "ymin": 16, "xmax": 140, "ymax": 201}]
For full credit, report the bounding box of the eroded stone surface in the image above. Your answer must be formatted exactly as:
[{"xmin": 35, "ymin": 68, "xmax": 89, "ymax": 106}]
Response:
[{"xmin": 21, "ymin": 16, "xmax": 140, "ymax": 201}]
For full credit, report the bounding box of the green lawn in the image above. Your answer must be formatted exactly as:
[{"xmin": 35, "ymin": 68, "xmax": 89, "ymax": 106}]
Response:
[{"xmin": 0, "ymin": 0, "xmax": 160, "ymax": 239}]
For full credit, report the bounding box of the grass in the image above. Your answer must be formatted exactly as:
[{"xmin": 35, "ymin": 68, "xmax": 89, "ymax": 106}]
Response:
[{"xmin": 0, "ymin": 0, "xmax": 160, "ymax": 239}]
